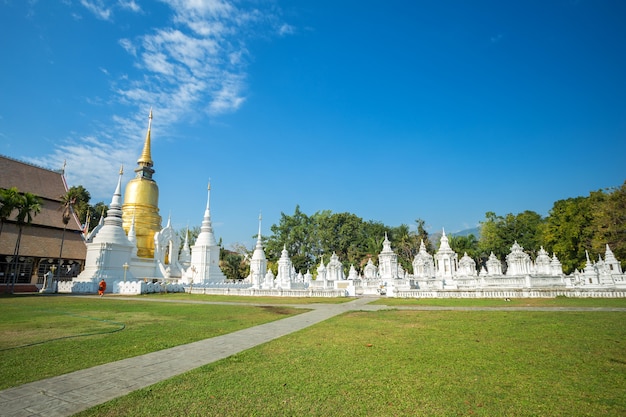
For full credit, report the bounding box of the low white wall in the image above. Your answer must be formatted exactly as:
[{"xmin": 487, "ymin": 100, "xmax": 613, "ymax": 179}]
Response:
[
  {"xmin": 188, "ymin": 287, "xmax": 346, "ymax": 297},
  {"xmin": 393, "ymin": 288, "xmax": 626, "ymax": 298}
]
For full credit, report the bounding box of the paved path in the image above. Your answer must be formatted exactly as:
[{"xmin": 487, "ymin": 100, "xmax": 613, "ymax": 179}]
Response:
[
  {"xmin": 1, "ymin": 297, "xmax": 624, "ymax": 417},
  {"xmin": 0, "ymin": 297, "xmax": 382, "ymax": 417}
]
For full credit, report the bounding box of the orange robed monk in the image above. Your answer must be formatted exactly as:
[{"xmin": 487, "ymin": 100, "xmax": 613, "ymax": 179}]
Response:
[{"xmin": 98, "ymin": 279, "xmax": 107, "ymax": 296}]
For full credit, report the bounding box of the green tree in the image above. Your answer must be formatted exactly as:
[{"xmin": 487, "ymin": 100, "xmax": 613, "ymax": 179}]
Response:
[
  {"xmin": 0, "ymin": 187, "xmax": 20, "ymax": 240},
  {"xmin": 219, "ymin": 251, "xmax": 248, "ymax": 280},
  {"xmin": 316, "ymin": 211, "xmax": 365, "ymax": 273},
  {"xmin": 415, "ymin": 218, "xmax": 433, "ymax": 252},
  {"xmin": 360, "ymin": 220, "xmax": 388, "ymax": 267},
  {"xmin": 478, "ymin": 212, "xmax": 509, "ymax": 260},
  {"xmin": 389, "ymin": 223, "xmax": 417, "ymax": 272},
  {"xmin": 86, "ymin": 202, "xmax": 108, "ymax": 232},
  {"xmin": 65, "ymin": 185, "xmax": 90, "ymax": 224},
  {"xmin": 177, "ymin": 226, "xmax": 201, "ymax": 254},
  {"xmin": 449, "ymin": 234, "xmax": 480, "ymax": 264},
  {"xmin": 590, "ymin": 181, "xmax": 626, "ymax": 267},
  {"xmin": 57, "ymin": 190, "xmax": 81, "ymax": 280},
  {"xmin": 479, "ymin": 210, "xmax": 545, "ymax": 263},
  {"xmin": 266, "ymin": 205, "xmax": 318, "ymax": 273},
  {"xmin": 266, "ymin": 206, "xmax": 399, "ymax": 275},
  {"xmin": 10, "ymin": 192, "xmax": 42, "ymax": 292},
  {"xmin": 543, "ymin": 196, "xmax": 595, "ymax": 274}
]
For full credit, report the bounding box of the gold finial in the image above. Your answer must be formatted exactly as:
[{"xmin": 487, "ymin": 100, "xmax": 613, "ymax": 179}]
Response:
[
  {"xmin": 208, "ymin": 178, "xmax": 211, "ymax": 191},
  {"xmin": 137, "ymin": 109, "xmax": 154, "ymax": 166},
  {"xmin": 119, "ymin": 165, "xmax": 124, "ymax": 175}
]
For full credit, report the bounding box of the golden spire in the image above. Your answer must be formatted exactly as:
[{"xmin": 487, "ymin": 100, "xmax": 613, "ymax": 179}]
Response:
[
  {"xmin": 137, "ymin": 108, "xmax": 153, "ymax": 166},
  {"xmin": 123, "ymin": 107, "xmax": 161, "ymax": 258}
]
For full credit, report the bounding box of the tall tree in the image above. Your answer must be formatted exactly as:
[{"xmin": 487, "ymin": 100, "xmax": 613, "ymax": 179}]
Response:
[
  {"xmin": 361, "ymin": 220, "xmax": 388, "ymax": 267},
  {"xmin": 478, "ymin": 210, "xmax": 545, "ymax": 262},
  {"xmin": 389, "ymin": 223, "xmax": 417, "ymax": 272},
  {"xmin": 267, "ymin": 205, "xmax": 318, "ymax": 273},
  {"xmin": 590, "ymin": 181, "xmax": 626, "ymax": 265},
  {"xmin": 543, "ymin": 196, "xmax": 595, "ymax": 274},
  {"xmin": 316, "ymin": 211, "xmax": 365, "ymax": 271},
  {"xmin": 66, "ymin": 185, "xmax": 91, "ymax": 224},
  {"xmin": 87, "ymin": 202, "xmax": 108, "ymax": 232},
  {"xmin": 0, "ymin": 187, "xmax": 20, "ymax": 240},
  {"xmin": 176, "ymin": 226, "xmax": 201, "ymax": 253},
  {"xmin": 57, "ymin": 190, "xmax": 80, "ymax": 280},
  {"xmin": 10, "ymin": 192, "xmax": 41, "ymax": 292},
  {"xmin": 449, "ymin": 234, "xmax": 480, "ymax": 263},
  {"xmin": 506, "ymin": 210, "xmax": 545, "ymax": 254},
  {"xmin": 415, "ymin": 218, "xmax": 433, "ymax": 252},
  {"xmin": 219, "ymin": 251, "xmax": 248, "ymax": 280},
  {"xmin": 478, "ymin": 212, "xmax": 508, "ymax": 260}
]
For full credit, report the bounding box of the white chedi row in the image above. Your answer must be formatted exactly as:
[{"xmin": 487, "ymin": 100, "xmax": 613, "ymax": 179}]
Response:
[
  {"xmin": 66, "ymin": 168, "xmax": 625, "ymax": 295},
  {"xmin": 411, "ymin": 234, "xmax": 565, "ymax": 280}
]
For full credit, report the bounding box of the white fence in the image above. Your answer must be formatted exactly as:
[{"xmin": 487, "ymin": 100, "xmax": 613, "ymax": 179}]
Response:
[
  {"xmin": 188, "ymin": 287, "xmax": 346, "ymax": 298},
  {"xmin": 393, "ymin": 288, "xmax": 626, "ymax": 298}
]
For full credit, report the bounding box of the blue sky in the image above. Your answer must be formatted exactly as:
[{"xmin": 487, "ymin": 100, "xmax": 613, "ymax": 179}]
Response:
[{"xmin": 1, "ymin": 0, "xmax": 625, "ymax": 250}]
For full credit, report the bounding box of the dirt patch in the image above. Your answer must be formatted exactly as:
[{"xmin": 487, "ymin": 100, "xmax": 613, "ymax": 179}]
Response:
[{"xmin": 259, "ymin": 306, "xmax": 299, "ymax": 315}]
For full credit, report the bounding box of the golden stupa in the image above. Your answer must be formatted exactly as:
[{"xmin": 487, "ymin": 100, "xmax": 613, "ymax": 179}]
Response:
[{"xmin": 122, "ymin": 110, "xmax": 162, "ymax": 258}]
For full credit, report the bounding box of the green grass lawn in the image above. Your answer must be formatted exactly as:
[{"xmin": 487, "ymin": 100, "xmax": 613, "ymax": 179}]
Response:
[
  {"xmin": 374, "ymin": 296, "xmax": 626, "ymax": 308},
  {"xmin": 75, "ymin": 308, "xmax": 626, "ymax": 417},
  {"xmin": 3, "ymin": 294, "xmax": 626, "ymax": 416},
  {"xmin": 0, "ymin": 294, "xmax": 304, "ymax": 389}
]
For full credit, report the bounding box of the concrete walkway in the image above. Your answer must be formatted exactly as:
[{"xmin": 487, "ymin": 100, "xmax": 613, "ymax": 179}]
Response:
[{"xmin": 0, "ymin": 297, "xmax": 383, "ymax": 417}]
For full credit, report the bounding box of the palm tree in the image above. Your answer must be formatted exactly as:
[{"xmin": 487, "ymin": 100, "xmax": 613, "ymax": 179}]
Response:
[
  {"xmin": 57, "ymin": 191, "xmax": 78, "ymax": 281},
  {"xmin": 1, "ymin": 187, "xmax": 20, "ymax": 286},
  {"xmin": 10, "ymin": 192, "xmax": 42, "ymax": 293},
  {"xmin": 65, "ymin": 185, "xmax": 90, "ymax": 226},
  {"xmin": 0, "ymin": 187, "xmax": 20, "ymax": 241}
]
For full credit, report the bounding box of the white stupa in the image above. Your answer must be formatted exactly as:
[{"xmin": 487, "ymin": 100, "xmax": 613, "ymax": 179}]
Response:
[
  {"xmin": 74, "ymin": 167, "xmax": 134, "ymax": 287},
  {"xmin": 378, "ymin": 233, "xmax": 400, "ymax": 280},
  {"xmin": 188, "ymin": 182, "xmax": 226, "ymax": 284},
  {"xmin": 249, "ymin": 213, "xmax": 267, "ymax": 289}
]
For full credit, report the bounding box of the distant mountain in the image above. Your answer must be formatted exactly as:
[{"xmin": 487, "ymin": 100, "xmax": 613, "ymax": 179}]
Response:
[
  {"xmin": 429, "ymin": 227, "xmax": 480, "ymax": 243},
  {"xmin": 451, "ymin": 227, "xmax": 480, "ymax": 238}
]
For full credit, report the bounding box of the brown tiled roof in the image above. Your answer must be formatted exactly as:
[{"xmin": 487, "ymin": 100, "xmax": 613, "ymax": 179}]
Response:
[
  {"xmin": 0, "ymin": 155, "xmax": 67, "ymax": 200},
  {"xmin": 0, "ymin": 155, "xmax": 82, "ymax": 232}
]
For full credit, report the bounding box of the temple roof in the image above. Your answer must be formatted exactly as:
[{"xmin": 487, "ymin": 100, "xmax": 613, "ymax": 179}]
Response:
[
  {"xmin": 0, "ymin": 155, "xmax": 83, "ymax": 232},
  {"xmin": 0, "ymin": 155, "xmax": 67, "ymax": 200},
  {"xmin": 0, "ymin": 155, "xmax": 86, "ymax": 259}
]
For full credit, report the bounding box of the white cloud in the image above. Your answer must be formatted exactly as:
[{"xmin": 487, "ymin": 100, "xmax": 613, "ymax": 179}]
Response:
[
  {"xmin": 142, "ymin": 51, "xmax": 177, "ymax": 76},
  {"xmin": 114, "ymin": 0, "xmax": 261, "ymax": 120},
  {"xmin": 82, "ymin": 0, "xmax": 290, "ymax": 124},
  {"xmin": 208, "ymin": 72, "xmax": 245, "ymax": 115},
  {"xmin": 118, "ymin": 0, "xmax": 141, "ymax": 13},
  {"xmin": 118, "ymin": 38, "xmax": 137, "ymax": 56},
  {"xmin": 163, "ymin": 0, "xmax": 234, "ymax": 22},
  {"xmin": 186, "ymin": 19, "xmax": 228, "ymax": 37},
  {"xmin": 30, "ymin": 133, "xmax": 139, "ymax": 200},
  {"xmin": 80, "ymin": 0, "xmax": 112, "ymax": 21},
  {"xmin": 278, "ymin": 23, "xmax": 295, "ymax": 36},
  {"xmin": 49, "ymin": 0, "xmax": 290, "ymax": 200}
]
